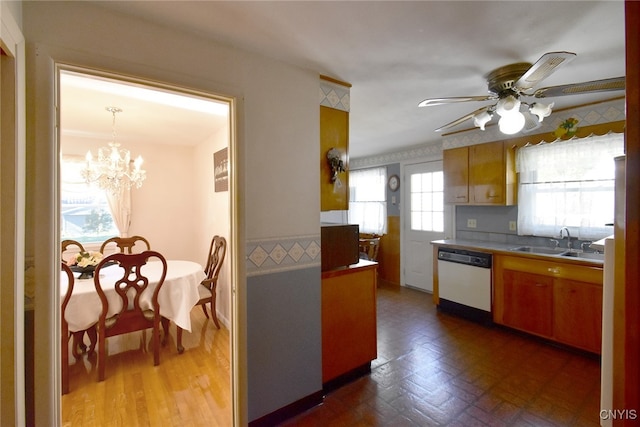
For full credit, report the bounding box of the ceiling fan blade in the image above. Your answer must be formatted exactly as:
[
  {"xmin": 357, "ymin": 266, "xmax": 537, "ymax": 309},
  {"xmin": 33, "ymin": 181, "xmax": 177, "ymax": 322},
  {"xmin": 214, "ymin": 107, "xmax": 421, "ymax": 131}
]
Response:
[
  {"xmin": 514, "ymin": 51, "xmax": 576, "ymax": 91},
  {"xmin": 533, "ymin": 76, "xmax": 625, "ymax": 98},
  {"xmin": 434, "ymin": 106, "xmax": 492, "ymax": 132},
  {"xmin": 418, "ymin": 95, "xmax": 495, "ymax": 107}
]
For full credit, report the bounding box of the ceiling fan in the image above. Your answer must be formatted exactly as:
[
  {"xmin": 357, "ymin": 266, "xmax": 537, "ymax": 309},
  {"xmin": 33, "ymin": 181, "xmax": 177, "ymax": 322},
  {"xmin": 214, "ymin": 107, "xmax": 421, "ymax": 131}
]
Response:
[{"xmin": 419, "ymin": 51, "xmax": 625, "ymax": 135}]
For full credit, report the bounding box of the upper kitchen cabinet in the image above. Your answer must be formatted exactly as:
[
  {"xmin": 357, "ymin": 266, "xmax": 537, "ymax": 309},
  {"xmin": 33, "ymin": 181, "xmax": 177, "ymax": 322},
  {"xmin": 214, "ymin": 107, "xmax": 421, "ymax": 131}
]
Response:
[
  {"xmin": 443, "ymin": 146, "xmax": 469, "ymax": 203},
  {"xmin": 443, "ymin": 140, "xmax": 516, "ymax": 205},
  {"xmin": 320, "ymin": 76, "xmax": 351, "ymax": 211}
]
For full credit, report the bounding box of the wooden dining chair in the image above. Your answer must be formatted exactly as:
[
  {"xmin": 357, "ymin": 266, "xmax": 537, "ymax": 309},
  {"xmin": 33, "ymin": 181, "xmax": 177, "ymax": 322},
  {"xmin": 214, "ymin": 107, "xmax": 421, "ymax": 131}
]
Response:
[
  {"xmin": 60, "ymin": 239, "xmax": 97, "ymax": 358},
  {"xmin": 176, "ymin": 236, "xmax": 226, "ymax": 353},
  {"xmin": 61, "ymin": 239, "xmax": 85, "ymax": 264},
  {"xmin": 93, "ymin": 250, "xmax": 167, "ymax": 381},
  {"xmin": 100, "ymin": 235, "xmax": 151, "ymax": 254},
  {"xmin": 61, "ymin": 262, "xmax": 74, "ymax": 394},
  {"xmin": 359, "ymin": 236, "xmax": 381, "ymax": 262}
]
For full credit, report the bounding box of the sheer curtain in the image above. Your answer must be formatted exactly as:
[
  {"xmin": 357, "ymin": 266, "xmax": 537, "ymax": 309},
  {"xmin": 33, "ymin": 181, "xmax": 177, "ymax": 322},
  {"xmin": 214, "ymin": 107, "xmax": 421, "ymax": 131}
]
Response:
[
  {"xmin": 106, "ymin": 186, "xmax": 132, "ymax": 237},
  {"xmin": 516, "ymin": 133, "xmax": 624, "ymax": 239},
  {"xmin": 349, "ymin": 167, "xmax": 387, "ymax": 235}
]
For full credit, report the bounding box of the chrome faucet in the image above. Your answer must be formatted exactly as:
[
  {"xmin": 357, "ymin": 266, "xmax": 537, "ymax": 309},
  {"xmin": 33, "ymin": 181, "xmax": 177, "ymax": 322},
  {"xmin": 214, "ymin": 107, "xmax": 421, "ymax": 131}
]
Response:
[
  {"xmin": 581, "ymin": 241, "xmax": 593, "ymax": 252},
  {"xmin": 559, "ymin": 227, "xmax": 572, "ymax": 250}
]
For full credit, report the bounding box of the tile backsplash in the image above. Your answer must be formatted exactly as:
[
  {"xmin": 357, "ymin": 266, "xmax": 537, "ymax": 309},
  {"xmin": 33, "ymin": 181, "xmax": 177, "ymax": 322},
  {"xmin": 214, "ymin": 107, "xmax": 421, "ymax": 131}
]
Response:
[{"xmin": 455, "ymin": 205, "xmax": 601, "ymax": 251}]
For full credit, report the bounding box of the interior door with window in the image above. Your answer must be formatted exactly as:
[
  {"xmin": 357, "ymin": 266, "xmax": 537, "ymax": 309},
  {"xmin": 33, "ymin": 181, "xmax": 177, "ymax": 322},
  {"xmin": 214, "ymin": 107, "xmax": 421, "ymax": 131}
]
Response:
[{"xmin": 403, "ymin": 161, "xmax": 444, "ymax": 292}]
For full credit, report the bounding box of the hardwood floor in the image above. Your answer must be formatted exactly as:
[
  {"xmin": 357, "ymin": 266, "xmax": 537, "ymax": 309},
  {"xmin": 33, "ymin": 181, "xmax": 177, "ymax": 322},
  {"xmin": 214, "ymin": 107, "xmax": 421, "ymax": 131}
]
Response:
[
  {"xmin": 63, "ymin": 280, "xmax": 601, "ymax": 426},
  {"xmin": 61, "ymin": 308, "xmax": 232, "ymax": 426}
]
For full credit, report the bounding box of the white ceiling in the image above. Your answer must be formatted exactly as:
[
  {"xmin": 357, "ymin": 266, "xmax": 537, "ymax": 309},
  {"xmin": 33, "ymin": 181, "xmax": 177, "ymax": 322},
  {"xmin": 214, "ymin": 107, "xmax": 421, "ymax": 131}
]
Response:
[{"xmin": 71, "ymin": 1, "xmax": 626, "ymax": 159}]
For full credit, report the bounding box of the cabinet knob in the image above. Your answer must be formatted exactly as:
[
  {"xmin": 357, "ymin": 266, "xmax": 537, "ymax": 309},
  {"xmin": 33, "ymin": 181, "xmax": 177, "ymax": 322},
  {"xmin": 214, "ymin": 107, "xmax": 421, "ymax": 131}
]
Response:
[{"xmin": 547, "ymin": 267, "xmax": 560, "ymax": 274}]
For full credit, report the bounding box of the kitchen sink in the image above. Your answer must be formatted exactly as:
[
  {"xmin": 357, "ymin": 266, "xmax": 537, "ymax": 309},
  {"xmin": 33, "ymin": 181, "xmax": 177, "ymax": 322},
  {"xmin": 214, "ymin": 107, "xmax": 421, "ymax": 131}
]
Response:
[
  {"xmin": 560, "ymin": 251, "xmax": 605, "ymax": 261},
  {"xmin": 509, "ymin": 246, "xmax": 568, "ymax": 255},
  {"xmin": 509, "ymin": 246, "xmax": 604, "ymax": 261}
]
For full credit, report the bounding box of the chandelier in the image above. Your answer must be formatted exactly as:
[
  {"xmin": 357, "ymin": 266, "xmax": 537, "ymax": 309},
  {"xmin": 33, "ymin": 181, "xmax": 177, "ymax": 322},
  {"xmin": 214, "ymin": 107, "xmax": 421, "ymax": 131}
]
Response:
[{"xmin": 82, "ymin": 106, "xmax": 146, "ymax": 194}]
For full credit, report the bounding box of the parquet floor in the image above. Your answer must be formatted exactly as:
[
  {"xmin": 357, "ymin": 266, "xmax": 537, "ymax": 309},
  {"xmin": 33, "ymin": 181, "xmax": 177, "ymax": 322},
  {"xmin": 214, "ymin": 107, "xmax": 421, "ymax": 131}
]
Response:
[
  {"xmin": 61, "ymin": 308, "xmax": 232, "ymax": 426},
  {"xmin": 283, "ymin": 280, "xmax": 601, "ymax": 426}
]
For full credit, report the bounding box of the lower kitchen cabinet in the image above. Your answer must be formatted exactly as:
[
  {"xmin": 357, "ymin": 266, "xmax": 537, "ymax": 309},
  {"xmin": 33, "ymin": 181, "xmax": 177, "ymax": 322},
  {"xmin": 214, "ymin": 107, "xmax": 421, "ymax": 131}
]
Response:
[
  {"xmin": 554, "ymin": 278, "xmax": 603, "ymax": 353},
  {"xmin": 502, "ymin": 269, "xmax": 553, "ymax": 337},
  {"xmin": 493, "ymin": 255, "xmax": 603, "ymax": 354},
  {"xmin": 321, "ymin": 260, "xmax": 377, "ymax": 385}
]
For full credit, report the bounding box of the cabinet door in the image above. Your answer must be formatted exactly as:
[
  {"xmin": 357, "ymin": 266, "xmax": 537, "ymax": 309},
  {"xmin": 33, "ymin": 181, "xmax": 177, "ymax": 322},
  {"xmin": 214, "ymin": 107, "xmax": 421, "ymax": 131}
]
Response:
[
  {"xmin": 322, "ymin": 266, "xmax": 377, "ymax": 383},
  {"xmin": 502, "ymin": 269, "xmax": 553, "ymax": 337},
  {"xmin": 554, "ymin": 279, "xmax": 603, "ymax": 353},
  {"xmin": 470, "ymin": 141, "xmax": 505, "ymax": 204},
  {"xmin": 443, "ymin": 146, "xmax": 468, "ymax": 204}
]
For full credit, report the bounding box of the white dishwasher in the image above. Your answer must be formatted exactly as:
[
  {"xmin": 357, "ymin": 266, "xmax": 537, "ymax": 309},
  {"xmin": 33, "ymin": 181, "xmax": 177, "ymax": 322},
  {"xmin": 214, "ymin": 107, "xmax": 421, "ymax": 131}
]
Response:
[{"xmin": 437, "ymin": 247, "xmax": 492, "ymax": 323}]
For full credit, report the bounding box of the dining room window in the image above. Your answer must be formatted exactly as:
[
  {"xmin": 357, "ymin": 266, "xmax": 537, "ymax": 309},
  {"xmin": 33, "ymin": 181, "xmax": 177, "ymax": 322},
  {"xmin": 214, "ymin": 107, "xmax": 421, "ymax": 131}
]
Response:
[
  {"xmin": 516, "ymin": 132, "xmax": 624, "ymax": 239},
  {"xmin": 349, "ymin": 167, "xmax": 387, "ymax": 235},
  {"xmin": 60, "ymin": 155, "xmax": 118, "ymax": 243}
]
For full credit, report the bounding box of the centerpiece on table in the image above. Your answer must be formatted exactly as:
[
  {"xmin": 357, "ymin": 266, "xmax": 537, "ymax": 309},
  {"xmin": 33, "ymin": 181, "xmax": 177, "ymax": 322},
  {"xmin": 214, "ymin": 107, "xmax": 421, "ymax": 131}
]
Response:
[{"xmin": 70, "ymin": 251, "xmax": 104, "ymax": 279}]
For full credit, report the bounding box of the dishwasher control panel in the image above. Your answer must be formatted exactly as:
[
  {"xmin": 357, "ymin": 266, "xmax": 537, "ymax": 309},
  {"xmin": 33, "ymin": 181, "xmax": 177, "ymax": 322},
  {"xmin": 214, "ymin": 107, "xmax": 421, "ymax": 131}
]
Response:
[{"xmin": 437, "ymin": 248, "xmax": 492, "ymax": 268}]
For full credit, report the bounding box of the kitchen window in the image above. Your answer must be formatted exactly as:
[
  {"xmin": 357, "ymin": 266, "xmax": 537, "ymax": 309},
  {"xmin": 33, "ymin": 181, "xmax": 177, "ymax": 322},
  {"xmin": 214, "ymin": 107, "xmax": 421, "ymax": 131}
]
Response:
[
  {"xmin": 60, "ymin": 156, "xmax": 118, "ymax": 243},
  {"xmin": 349, "ymin": 167, "xmax": 387, "ymax": 235},
  {"xmin": 516, "ymin": 133, "xmax": 624, "ymax": 239}
]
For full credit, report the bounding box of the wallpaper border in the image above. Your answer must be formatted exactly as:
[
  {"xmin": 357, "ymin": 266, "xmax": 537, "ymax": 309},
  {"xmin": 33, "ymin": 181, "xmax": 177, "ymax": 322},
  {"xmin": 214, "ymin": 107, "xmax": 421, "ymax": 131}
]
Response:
[{"xmin": 246, "ymin": 234, "xmax": 321, "ymax": 277}]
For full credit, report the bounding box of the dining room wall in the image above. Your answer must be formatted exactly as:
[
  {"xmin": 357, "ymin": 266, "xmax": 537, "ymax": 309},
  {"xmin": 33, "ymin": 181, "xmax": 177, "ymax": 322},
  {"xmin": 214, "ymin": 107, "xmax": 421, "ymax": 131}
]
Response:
[
  {"xmin": 194, "ymin": 126, "xmax": 232, "ymax": 328},
  {"xmin": 61, "ymin": 137, "xmax": 198, "ymax": 261}
]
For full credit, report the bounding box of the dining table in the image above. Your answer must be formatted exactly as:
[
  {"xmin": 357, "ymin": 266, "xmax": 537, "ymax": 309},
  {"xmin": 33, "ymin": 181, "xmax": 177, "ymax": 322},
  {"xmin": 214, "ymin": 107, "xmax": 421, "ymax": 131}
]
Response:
[{"xmin": 61, "ymin": 260, "xmax": 206, "ymax": 334}]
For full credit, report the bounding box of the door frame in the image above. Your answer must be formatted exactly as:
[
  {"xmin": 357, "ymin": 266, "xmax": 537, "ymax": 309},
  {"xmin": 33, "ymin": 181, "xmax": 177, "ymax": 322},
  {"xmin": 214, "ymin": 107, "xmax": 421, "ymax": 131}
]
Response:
[
  {"xmin": 0, "ymin": 7, "xmax": 26, "ymax": 426},
  {"xmin": 29, "ymin": 47, "xmax": 241, "ymax": 425}
]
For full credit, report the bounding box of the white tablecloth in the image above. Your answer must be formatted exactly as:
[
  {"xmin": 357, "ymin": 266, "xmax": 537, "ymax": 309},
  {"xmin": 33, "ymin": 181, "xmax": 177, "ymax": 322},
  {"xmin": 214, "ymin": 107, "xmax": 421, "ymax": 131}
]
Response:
[{"xmin": 61, "ymin": 260, "xmax": 205, "ymax": 333}]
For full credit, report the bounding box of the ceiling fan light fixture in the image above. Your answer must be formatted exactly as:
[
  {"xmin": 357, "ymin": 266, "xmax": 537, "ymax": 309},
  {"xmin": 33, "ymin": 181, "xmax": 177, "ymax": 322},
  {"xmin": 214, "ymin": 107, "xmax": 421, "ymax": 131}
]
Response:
[
  {"xmin": 473, "ymin": 111, "xmax": 493, "ymax": 130},
  {"xmin": 496, "ymin": 95, "xmax": 521, "ymax": 117},
  {"xmin": 498, "ymin": 111, "xmax": 526, "ymax": 134},
  {"xmin": 529, "ymin": 101, "xmax": 554, "ymax": 122}
]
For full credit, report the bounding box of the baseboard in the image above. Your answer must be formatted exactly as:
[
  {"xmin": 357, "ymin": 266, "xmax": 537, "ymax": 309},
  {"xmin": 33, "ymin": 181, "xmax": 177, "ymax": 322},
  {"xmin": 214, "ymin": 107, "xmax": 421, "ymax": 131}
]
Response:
[
  {"xmin": 322, "ymin": 362, "xmax": 371, "ymax": 393},
  {"xmin": 248, "ymin": 390, "xmax": 324, "ymax": 427}
]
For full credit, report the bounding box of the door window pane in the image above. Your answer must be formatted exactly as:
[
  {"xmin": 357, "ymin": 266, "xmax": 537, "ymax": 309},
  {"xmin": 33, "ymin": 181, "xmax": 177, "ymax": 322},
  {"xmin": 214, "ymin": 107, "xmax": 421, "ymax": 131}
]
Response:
[{"xmin": 410, "ymin": 171, "xmax": 444, "ymax": 232}]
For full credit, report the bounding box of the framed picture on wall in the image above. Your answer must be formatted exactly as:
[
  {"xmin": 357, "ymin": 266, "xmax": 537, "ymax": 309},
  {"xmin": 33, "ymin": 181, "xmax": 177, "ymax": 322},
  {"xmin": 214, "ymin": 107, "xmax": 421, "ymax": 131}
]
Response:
[{"xmin": 214, "ymin": 147, "xmax": 228, "ymax": 192}]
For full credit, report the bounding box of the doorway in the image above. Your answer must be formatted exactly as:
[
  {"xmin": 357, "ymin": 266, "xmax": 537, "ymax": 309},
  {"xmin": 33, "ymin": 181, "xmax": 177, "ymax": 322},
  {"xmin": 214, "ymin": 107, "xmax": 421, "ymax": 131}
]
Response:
[
  {"xmin": 402, "ymin": 161, "xmax": 445, "ymax": 292},
  {"xmin": 56, "ymin": 66, "xmax": 236, "ymax": 424}
]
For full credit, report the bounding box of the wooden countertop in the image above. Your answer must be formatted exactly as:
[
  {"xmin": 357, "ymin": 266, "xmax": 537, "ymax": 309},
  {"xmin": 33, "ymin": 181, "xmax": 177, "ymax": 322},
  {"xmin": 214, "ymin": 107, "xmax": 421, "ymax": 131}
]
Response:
[{"xmin": 321, "ymin": 259, "xmax": 378, "ymax": 279}]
